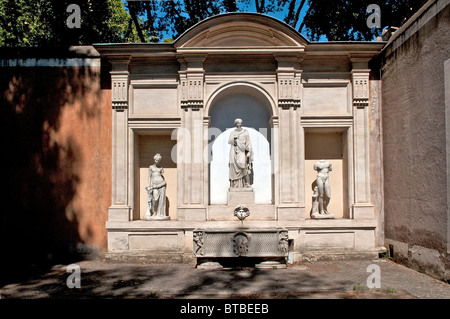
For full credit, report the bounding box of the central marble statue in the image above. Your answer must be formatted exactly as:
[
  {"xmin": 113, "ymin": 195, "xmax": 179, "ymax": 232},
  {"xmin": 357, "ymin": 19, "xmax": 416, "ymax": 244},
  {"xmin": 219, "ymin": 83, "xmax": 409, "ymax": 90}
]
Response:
[
  {"xmin": 311, "ymin": 159, "xmax": 334, "ymax": 219},
  {"xmin": 228, "ymin": 118, "xmax": 254, "ymax": 188}
]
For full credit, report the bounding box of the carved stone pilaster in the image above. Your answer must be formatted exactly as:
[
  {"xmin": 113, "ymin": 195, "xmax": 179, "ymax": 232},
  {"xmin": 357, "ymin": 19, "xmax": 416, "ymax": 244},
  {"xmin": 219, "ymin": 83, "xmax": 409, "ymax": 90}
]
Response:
[
  {"xmin": 350, "ymin": 58, "xmax": 374, "ymax": 219},
  {"xmin": 275, "ymin": 55, "xmax": 303, "ymax": 219}
]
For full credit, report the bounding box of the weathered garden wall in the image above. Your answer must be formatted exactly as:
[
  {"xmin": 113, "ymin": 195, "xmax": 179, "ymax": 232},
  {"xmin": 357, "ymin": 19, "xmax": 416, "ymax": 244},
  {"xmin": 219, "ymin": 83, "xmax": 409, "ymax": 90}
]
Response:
[
  {"xmin": 381, "ymin": 0, "xmax": 450, "ymax": 281},
  {"xmin": 0, "ymin": 46, "xmax": 111, "ymax": 281}
]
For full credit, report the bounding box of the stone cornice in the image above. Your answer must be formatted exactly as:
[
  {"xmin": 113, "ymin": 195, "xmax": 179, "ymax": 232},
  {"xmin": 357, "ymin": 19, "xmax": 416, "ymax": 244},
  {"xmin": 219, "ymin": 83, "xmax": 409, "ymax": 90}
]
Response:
[{"xmin": 94, "ymin": 43, "xmax": 383, "ymax": 61}]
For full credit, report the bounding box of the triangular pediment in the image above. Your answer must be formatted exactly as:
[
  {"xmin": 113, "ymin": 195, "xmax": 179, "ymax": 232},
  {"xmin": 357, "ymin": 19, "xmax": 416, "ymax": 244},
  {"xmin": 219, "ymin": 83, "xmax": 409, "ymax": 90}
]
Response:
[{"xmin": 175, "ymin": 13, "xmax": 308, "ymax": 48}]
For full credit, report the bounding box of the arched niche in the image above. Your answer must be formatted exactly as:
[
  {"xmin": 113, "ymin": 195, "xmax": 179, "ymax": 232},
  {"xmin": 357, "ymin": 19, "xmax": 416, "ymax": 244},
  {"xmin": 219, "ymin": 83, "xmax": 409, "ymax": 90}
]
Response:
[{"xmin": 207, "ymin": 84, "xmax": 274, "ymax": 205}]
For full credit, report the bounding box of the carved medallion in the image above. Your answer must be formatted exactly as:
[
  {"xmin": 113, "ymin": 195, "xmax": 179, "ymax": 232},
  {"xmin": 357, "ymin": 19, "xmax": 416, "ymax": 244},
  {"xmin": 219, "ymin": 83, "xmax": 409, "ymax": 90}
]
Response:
[{"xmin": 233, "ymin": 232, "xmax": 250, "ymax": 257}]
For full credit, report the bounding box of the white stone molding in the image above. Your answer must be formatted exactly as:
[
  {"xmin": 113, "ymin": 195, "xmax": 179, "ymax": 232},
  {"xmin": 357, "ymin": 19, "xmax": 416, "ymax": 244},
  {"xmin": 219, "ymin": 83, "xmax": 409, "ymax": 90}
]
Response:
[{"xmin": 204, "ymin": 81, "xmax": 277, "ymax": 117}]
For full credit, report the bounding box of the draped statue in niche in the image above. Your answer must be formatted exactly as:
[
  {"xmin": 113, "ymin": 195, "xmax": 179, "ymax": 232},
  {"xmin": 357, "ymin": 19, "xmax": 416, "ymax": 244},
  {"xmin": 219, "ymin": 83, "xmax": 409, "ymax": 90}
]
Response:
[{"xmin": 228, "ymin": 118, "xmax": 254, "ymax": 188}]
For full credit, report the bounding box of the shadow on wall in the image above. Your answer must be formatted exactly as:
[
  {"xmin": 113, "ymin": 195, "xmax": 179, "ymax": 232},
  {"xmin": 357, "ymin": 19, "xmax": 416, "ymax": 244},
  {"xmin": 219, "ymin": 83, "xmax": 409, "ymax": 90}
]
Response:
[{"xmin": 0, "ymin": 59, "xmax": 104, "ymax": 285}]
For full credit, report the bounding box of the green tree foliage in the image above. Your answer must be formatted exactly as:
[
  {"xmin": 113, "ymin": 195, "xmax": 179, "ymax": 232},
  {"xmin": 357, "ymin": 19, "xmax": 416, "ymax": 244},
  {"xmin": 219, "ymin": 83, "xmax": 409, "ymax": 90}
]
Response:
[
  {"xmin": 0, "ymin": 0, "xmax": 138, "ymax": 47},
  {"xmin": 0, "ymin": 0, "xmax": 429, "ymax": 46},
  {"xmin": 301, "ymin": 0, "xmax": 428, "ymax": 41},
  {"xmin": 124, "ymin": 0, "xmax": 287, "ymax": 42},
  {"xmin": 125, "ymin": 0, "xmax": 235, "ymax": 43},
  {"xmin": 0, "ymin": 0, "xmax": 51, "ymax": 46},
  {"xmin": 123, "ymin": 0, "xmax": 428, "ymax": 42}
]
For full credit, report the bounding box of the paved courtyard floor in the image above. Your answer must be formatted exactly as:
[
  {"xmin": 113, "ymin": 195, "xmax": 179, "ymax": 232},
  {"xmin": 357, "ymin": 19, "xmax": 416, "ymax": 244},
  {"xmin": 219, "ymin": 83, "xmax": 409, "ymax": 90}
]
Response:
[
  {"xmin": 2, "ymin": 257, "xmax": 449, "ymax": 317},
  {"xmin": 1, "ymin": 258, "xmax": 449, "ymax": 300}
]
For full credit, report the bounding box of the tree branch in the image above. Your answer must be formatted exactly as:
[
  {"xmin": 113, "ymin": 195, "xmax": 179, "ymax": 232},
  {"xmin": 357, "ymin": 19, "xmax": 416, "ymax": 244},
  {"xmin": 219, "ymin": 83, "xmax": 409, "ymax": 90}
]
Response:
[
  {"xmin": 298, "ymin": 6, "xmax": 311, "ymax": 33},
  {"xmin": 128, "ymin": 3, "xmax": 146, "ymax": 43},
  {"xmin": 292, "ymin": 0, "xmax": 306, "ymax": 29}
]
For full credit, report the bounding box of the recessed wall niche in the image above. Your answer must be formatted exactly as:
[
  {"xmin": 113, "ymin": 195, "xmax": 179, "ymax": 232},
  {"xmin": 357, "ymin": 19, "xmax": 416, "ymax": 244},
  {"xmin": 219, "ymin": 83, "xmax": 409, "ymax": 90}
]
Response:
[
  {"xmin": 135, "ymin": 133, "xmax": 177, "ymax": 220},
  {"xmin": 304, "ymin": 129, "xmax": 349, "ymax": 219}
]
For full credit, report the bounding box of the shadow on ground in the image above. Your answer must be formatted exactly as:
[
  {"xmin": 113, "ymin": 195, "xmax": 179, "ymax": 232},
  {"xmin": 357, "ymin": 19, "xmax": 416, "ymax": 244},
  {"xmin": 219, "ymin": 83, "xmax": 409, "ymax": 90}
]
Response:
[{"xmin": 0, "ymin": 260, "xmax": 415, "ymax": 299}]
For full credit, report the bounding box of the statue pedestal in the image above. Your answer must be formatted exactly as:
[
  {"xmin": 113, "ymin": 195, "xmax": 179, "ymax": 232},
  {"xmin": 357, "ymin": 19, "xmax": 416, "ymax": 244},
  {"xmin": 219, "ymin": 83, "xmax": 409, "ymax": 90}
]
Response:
[
  {"xmin": 227, "ymin": 188, "xmax": 255, "ymax": 205},
  {"xmin": 311, "ymin": 212, "xmax": 334, "ymax": 219},
  {"xmin": 197, "ymin": 261, "xmax": 223, "ymax": 270},
  {"xmin": 143, "ymin": 214, "xmax": 170, "ymax": 221}
]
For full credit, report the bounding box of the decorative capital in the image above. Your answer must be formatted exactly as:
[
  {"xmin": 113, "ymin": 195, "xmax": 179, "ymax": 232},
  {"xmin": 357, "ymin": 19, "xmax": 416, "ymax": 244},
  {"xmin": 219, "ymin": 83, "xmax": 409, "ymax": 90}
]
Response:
[
  {"xmin": 111, "ymin": 74, "xmax": 129, "ymax": 111},
  {"xmin": 180, "ymin": 77, "xmax": 204, "ymax": 111},
  {"xmin": 351, "ymin": 70, "xmax": 370, "ymax": 109},
  {"xmin": 277, "ymin": 77, "xmax": 301, "ymax": 109}
]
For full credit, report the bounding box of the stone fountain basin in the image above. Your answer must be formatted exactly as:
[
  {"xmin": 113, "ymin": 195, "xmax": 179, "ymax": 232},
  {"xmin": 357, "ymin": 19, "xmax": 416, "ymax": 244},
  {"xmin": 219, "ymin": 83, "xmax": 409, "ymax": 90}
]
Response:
[{"xmin": 193, "ymin": 228, "xmax": 288, "ymax": 258}]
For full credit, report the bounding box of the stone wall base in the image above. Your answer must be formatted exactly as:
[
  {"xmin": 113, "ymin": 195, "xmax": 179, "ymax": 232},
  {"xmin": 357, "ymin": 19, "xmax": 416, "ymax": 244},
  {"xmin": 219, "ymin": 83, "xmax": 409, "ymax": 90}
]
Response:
[
  {"xmin": 298, "ymin": 250, "xmax": 381, "ymax": 262},
  {"xmin": 385, "ymin": 238, "xmax": 450, "ymax": 282},
  {"xmin": 105, "ymin": 251, "xmax": 196, "ymax": 264},
  {"xmin": 105, "ymin": 219, "xmax": 382, "ymax": 266}
]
